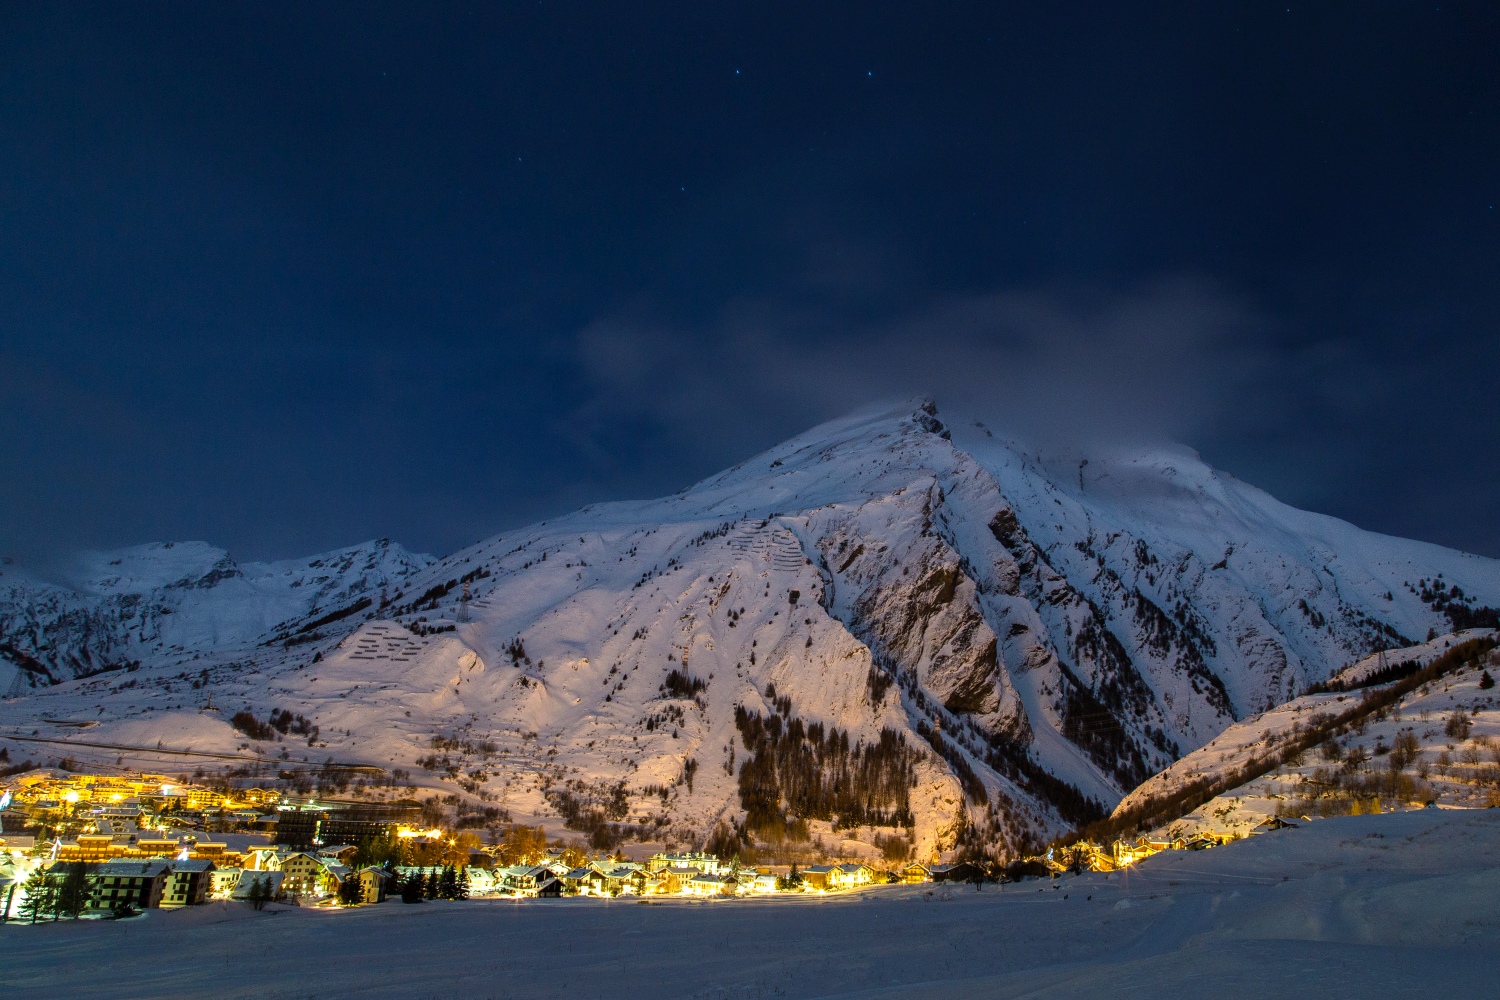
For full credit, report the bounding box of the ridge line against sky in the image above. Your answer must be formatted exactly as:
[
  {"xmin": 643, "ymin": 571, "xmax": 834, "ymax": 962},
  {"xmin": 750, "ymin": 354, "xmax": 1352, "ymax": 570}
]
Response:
[{"xmin": 0, "ymin": 3, "xmax": 1496, "ymax": 564}]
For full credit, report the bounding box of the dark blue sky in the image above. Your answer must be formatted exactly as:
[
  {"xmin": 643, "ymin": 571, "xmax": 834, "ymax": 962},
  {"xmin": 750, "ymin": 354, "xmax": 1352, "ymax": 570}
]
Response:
[{"xmin": 2, "ymin": 3, "xmax": 1498, "ymax": 564}]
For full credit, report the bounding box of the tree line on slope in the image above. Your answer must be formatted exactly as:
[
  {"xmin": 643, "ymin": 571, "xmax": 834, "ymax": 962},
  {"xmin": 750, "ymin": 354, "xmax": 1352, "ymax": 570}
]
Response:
[
  {"xmin": 734, "ymin": 685, "xmax": 919, "ymax": 844},
  {"xmin": 1060, "ymin": 635, "xmax": 1498, "ymax": 847},
  {"xmin": 230, "ymin": 707, "xmax": 318, "ymax": 743},
  {"xmin": 1414, "ymin": 577, "xmax": 1500, "ymax": 632}
]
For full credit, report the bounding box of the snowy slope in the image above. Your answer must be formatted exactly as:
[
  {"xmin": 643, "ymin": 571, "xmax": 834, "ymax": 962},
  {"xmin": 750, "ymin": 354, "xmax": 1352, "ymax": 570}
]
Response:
[
  {"xmin": 0, "ymin": 538, "xmax": 432, "ymax": 688},
  {"xmin": 5, "ymin": 399, "xmax": 1500, "ymax": 861},
  {"xmin": 1113, "ymin": 629, "xmax": 1500, "ymax": 839}
]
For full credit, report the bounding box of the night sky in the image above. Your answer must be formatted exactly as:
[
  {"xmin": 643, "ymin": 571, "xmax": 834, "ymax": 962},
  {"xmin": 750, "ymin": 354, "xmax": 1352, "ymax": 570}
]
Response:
[{"xmin": 2, "ymin": 3, "xmax": 1498, "ymax": 567}]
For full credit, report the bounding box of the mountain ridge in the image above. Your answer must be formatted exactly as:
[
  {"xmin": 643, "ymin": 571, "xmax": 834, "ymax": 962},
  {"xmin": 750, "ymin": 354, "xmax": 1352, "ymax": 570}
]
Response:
[
  {"xmin": 0, "ymin": 538, "xmax": 433, "ymax": 688},
  {"xmin": 4, "ymin": 398, "xmax": 1498, "ymax": 862}
]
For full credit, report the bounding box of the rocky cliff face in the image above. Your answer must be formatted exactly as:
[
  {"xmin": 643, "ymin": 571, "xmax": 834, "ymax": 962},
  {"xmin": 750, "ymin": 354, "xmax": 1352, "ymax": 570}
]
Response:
[{"xmin": 5, "ymin": 400, "xmax": 1499, "ymax": 862}]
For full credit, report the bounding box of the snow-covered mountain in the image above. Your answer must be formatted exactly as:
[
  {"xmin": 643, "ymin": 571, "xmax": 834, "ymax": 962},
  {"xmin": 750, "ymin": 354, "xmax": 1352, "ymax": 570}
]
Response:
[
  {"xmin": 0, "ymin": 538, "xmax": 432, "ymax": 688},
  {"xmin": 5, "ymin": 399, "xmax": 1499, "ymax": 861}
]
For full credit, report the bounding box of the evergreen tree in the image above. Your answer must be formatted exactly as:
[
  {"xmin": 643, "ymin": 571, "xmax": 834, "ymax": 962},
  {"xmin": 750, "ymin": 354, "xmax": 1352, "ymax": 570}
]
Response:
[
  {"xmin": 246, "ymin": 876, "xmax": 270, "ymax": 910},
  {"xmin": 353, "ymin": 833, "xmax": 402, "ymax": 869},
  {"xmin": 19, "ymin": 869, "xmax": 54, "ymax": 924},
  {"xmin": 454, "ymin": 866, "xmax": 470, "ymax": 901},
  {"xmin": 337, "ymin": 874, "xmax": 365, "ymax": 907},
  {"xmin": 1481, "ymin": 670, "xmax": 1495, "ymax": 690},
  {"xmin": 438, "ymin": 865, "xmax": 459, "ymax": 900},
  {"xmin": 424, "ymin": 868, "xmax": 440, "ymax": 900},
  {"xmin": 400, "ymin": 871, "xmax": 425, "ymax": 904},
  {"xmin": 55, "ymin": 862, "xmax": 91, "ymax": 919}
]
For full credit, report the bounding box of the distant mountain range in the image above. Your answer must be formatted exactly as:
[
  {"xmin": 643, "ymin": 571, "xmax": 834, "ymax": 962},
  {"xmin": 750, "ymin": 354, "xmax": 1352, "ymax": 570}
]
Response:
[
  {"xmin": 5, "ymin": 399, "xmax": 1498, "ymax": 861},
  {"xmin": 0, "ymin": 537, "xmax": 431, "ymax": 684}
]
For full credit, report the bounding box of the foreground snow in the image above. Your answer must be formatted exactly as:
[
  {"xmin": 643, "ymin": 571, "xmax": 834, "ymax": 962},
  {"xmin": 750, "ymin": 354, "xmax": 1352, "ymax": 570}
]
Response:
[{"xmin": 5, "ymin": 808, "xmax": 1500, "ymax": 999}]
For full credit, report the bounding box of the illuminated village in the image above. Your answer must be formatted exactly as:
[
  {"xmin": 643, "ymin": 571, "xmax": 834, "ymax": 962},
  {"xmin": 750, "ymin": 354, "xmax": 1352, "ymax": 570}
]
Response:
[
  {"xmin": 0, "ymin": 763, "xmax": 1227, "ymax": 921},
  {"xmin": 11, "ymin": 638, "xmax": 1500, "ymax": 922}
]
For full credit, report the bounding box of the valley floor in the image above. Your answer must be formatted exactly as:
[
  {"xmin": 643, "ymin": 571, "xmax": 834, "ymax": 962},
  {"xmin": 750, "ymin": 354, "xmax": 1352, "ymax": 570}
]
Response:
[{"xmin": 5, "ymin": 809, "xmax": 1500, "ymax": 998}]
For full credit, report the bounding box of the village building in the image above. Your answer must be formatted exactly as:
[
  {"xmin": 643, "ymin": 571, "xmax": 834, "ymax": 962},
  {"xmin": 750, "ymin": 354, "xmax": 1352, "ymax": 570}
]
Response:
[
  {"xmin": 319, "ymin": 861, "xmax": 354, "ymax": 893},
  {"xmin": 464, "ymin": 867, "xmax": 503, "ymax": 895},
  {"xmin": 273, "ymin": 805, "xmax": 408, "ymax": 851},
  {"xmin": 560, "ymin": 866, "xmax": 597, "ymax": 894},
  {"xmin": 684, "ymin": 872, "xmax": 738, "ymax": 896},
  {"xmin": 495, "ymin": 864, "xmax": 552, "ymax": 895},
  {"xmin": 209, "ymin": 867, "xmax": 243, "ymax": 899},
  {"xmin": 648, "ymin": 864, "xmax": 698, "ymax": 894},
  {"xmin": 1112, "ymin": 839, "xmax": 1167, "ymax": 867},
  {"xmin": 828, "ymin": 862, "xmax": 877, "ymax": 888},
  {"xmin": 91, "ymin": 805, "xmax": 144, "ymax": 835},
  {"xmin": 55, "ymin": 833, "xmax": 121, "ymax": 863},
  {"xmin": 231, "ymin": 869, "xmax": 284, "ymax": 902},
  {"xmin": 0, "ymin": 835, "xmax": 36, "ymax": 857},
  {"xmin": 134, "ymin": 837, "xmax": 187, "ymax": 857},
  {"xmin": 801, "ymin": 864, "xmax": 836, "ymax": 890},
  {"xmin": 800, "ymin": 863, "xmax": 879, "ymax": 890},
  {"xmin": 277, "ymin": 852, "xmax": 333, "ymax": 896},
  {"xmin": 639, "ymin": 870, "xmax": 674, "ymax": 895},
  {"xmin": 900, "ymin": 862, "xmax": 931, "ymax": 883},
  {"xmin": 89, "ymin": 860, "xmax": 171, "ymax": 910},
  {"xmin": 185, "ymin": 840, "xmax": 232, "ymax": 864},
  {"xmin": 647, "ymin": 851, "xmax": 722, "ymax": 875},
  {"xmin": 581, "ymin": 869, "xmax": 613, "ymax": 896},
  {"xmin": 929, "ymin": 861, "xmax": 984, "ymax": 883},
  {"xmin": 161, "ymin": 858, "xmax": 216, "ymax": 907},
  {"xmin": 393, "ymin": 864, "xmax": 447, "ymax": 889},
  {"xmin": 589, "ymin": 863, "xmax": 642, "ymax": 895},
  {"xmin": 55, "ymin": 833, "xmax": 235, "ymax": 866},
  {"xmin": 750, "ymin": 872, "xmax": 780, "ymax": 893},
  {"xmin": 355, "ymin": 866, "xmax": 391, "ymax": 903}
]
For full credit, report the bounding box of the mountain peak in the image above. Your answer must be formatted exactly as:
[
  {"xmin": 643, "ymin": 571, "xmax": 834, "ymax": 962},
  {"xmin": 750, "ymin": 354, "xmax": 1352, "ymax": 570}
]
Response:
[
  {"xmin": 5, "ymin": 400, "xmax": 1499, "ymax": 863},
  {"xmin": 64, "ymin": 541, "xmax": 236, "ymax": 596}
]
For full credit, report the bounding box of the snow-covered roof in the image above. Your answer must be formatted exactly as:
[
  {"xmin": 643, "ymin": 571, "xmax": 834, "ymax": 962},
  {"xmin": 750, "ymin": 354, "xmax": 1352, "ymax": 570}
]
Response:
[{"xmin": 95, "ymin": 860, "xmax": 172, "ymax": 877}]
